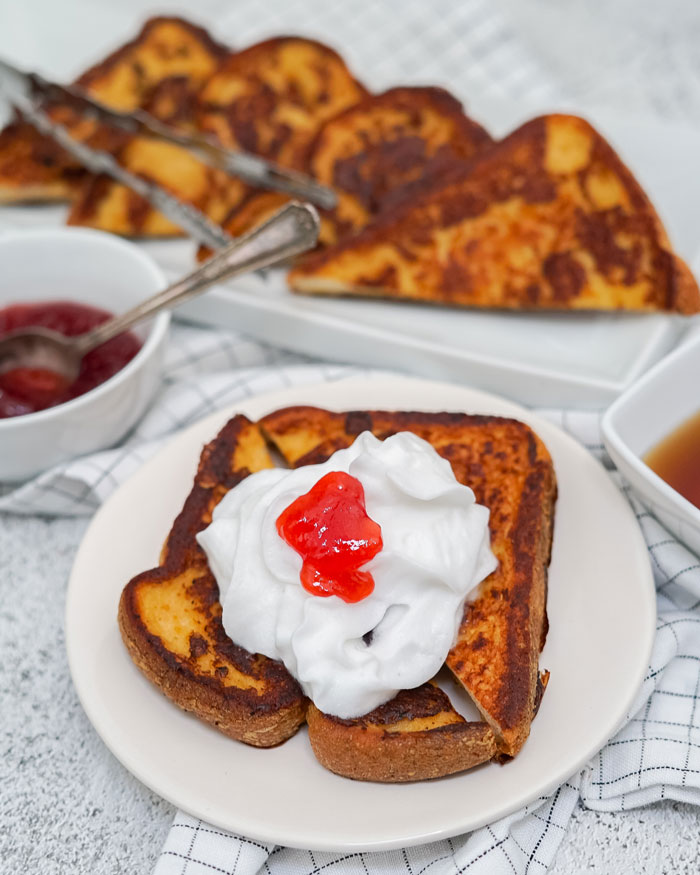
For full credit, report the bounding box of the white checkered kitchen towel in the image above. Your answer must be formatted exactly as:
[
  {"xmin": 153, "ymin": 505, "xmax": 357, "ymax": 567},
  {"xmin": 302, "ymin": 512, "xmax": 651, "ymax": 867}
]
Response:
[{"xmin": 3, "ymin": 323, "xmax": 700, "ymax": 874}]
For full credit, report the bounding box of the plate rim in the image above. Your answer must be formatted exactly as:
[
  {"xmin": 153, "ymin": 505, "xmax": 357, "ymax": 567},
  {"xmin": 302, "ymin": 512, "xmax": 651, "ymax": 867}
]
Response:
[
  {"xmin": 181, "ymin": 275, "xmax": 680, "ymax": 409},
  {"xmin": 65, "ymin": 372, "xmax": 657, "ymax": 851}
]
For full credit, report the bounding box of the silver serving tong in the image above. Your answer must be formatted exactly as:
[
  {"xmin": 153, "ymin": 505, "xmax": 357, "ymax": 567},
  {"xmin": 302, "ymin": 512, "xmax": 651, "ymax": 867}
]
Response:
[{"xmin": 0, "ymin": 57, "xmax": 337, "ymax": 249}]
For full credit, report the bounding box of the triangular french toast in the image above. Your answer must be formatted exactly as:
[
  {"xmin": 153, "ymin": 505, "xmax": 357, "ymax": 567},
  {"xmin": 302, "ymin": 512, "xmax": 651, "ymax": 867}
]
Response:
[
  {"xmin": 308, "ymin": 86, "xmax": 493, "ymax": 245},
  {"xmin": 66, "ymin": 129, "xmax": 242, "ymax": 237},
  {"xmin": 119, "ymin": 405, "xmax": 555, "ymax": 780},
  {"xmin": 197, "ymin": 85, "xmax": 493, "ymax": 259},
  {"xmin": 64, "ymin": 19, "xmax": 237, "ymax": 236},
  {"xmin": 0, "ymin": 16, "xmax": 228, "ymax": 206},
  {"xmin": 72, "ymin": 16, "xmax": 228, "ymax": 111},
  {"xmin": 195, "ymin": 37, "xmax": 367, "ymax": 171},
  {"xmin": 289, "ymin": 114, "xmax": 700, "ymax": 313},
  {"xmin": 67, "ymin": 35, "xmax": 368, "ymax": 238},
  {"xmin": 0, "ymin": 121, "xmax": 86, "ymax": 204}
]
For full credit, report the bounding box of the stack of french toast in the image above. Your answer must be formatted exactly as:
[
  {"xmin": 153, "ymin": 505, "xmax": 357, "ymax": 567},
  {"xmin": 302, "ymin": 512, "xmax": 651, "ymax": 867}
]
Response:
[
  {"xmin": 1, "ymin": 15, "xmax": 697, "ymax": 313},
  {"xmin": 119, "ymin": 405, "xmax": 556, "ymax": 781}
]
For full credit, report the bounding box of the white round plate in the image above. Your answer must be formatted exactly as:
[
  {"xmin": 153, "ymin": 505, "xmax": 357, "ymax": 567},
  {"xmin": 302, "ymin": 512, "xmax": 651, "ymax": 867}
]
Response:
[{"xmin": 65, "ymin": 374, "xmax": 655, "ymax": 852}]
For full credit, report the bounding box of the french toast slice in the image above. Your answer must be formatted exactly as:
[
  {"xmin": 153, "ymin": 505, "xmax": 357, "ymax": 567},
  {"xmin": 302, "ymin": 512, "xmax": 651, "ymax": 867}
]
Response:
[
  {"xmin": 0, "ymin": 16, "xmax": 228, "ymax": 206},
  {"xmin": 66, "ymin": 132, "xmax": 242, "ymax": 237},
  {"xmin": 307, "ymin": 684, "xmax": 497, "ymax": 783},
  {"xmin": 195, "ymin": 37, "xmax": 367, "ymax": 171},
  {"xmin": 259, "ymin": 406, "xmax": 556, "ymax": 775},
  {"xmin": 308, "ymin": 86, "xmax": 493, "ymax": 246},
  {"xmin": 65, "ymin": 19, "xmax": 236, "ymax": 237},
  {"xmin": 119, "ymin": 404, "xmax": 555, "ymax": 778},
  {"xmin": 289, "ymin": 114, "xmax": 700, "ymax": 313},
  {"xmin": 118, "ymin": 413, "xmax": 307, "ymax": 747},
  {"xmin": 196, "ymin": 85, "xmax": 492, "ymax": 259},
  {"xmin": 68, "ymin": 35, "xmax": 367, "ymax": 238},
  {"xmin": 72, "ymin": 16, "xmax": 228, "ymax": 111},
  {"xmin": 0, "ymin": 121, "xmax": 86, "ymax": 204}
]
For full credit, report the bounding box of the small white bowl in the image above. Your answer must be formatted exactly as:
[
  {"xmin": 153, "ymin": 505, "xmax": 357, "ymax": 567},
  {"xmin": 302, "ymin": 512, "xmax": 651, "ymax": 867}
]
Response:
[
  {"xmin": 602, "ymin": 330, "xmax": 700, "ymax": 555},
  {"xmin": 0, "ymin": 228, "xmax": 168, "ymax": 482}
]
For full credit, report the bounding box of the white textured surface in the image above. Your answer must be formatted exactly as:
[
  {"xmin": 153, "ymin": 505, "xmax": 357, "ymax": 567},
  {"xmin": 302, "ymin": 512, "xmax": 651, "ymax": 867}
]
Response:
[
  {"xmin": 0, "ymin": 514, "xmax": 173, "ymax": 874},
  {"xmin": 3, "ymin": 0, "xmax": 700, "ymax": 872}
]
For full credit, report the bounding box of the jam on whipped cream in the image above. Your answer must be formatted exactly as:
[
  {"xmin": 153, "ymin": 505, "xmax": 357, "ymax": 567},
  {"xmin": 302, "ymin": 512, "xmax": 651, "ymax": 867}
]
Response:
[
  {"xmin": 197, "ymin": 430, "xmax": 498, "ymax": 719},
  {"xmin": 277, "ymin": 470, "xmax": 383, "ymax": 602}
]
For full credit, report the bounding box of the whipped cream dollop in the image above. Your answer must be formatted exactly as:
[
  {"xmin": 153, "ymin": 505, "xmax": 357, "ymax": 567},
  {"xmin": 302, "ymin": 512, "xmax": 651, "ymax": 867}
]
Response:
[{"xmin": 197, "ymin": 431, "xmax": 497, "ymax": 718}]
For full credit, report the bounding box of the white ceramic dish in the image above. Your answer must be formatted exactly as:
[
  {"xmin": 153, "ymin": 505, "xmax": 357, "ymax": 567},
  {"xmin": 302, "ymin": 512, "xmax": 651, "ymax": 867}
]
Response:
[
  {"xmin": 65, "ymin": 374, "xmax": 655, "ymax": 852},
  {"xmin": 2, "ymin": 110, "xmax": 699, "ymax": 409},
  {"xmin": 171, "ymin": 107, "xmax": 700, "ymax": 409},
  {"xmin": 0, "ymin": 228, "xmax": 168, "ymax": 481},
  {"xmin": 602, "ymin": 332, "xmax": 700, "ymax": 556},
  {"xmin": 179, "ymin": 269, "xmax": 684, "ymax": 409}
]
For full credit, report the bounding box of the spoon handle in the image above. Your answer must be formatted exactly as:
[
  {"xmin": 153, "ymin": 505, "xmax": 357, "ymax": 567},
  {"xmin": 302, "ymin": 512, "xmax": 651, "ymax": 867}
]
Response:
[{"xmin": 72, "ymin": 201, "xmax": 319, "ymax": 357}]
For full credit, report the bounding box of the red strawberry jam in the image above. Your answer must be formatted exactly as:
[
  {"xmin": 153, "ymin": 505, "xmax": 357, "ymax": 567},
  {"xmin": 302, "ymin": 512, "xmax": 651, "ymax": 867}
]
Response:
[
  {"xmin": 0, "ymin": 301, "xmax": 142, "ymax": 418},
  {"xmin": 276, "ymin": 471, "xmax": 383, "ymax": 603}
]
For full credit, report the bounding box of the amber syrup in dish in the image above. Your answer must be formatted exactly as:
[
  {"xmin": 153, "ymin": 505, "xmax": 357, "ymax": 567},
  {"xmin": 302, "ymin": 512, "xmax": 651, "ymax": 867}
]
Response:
[{"xmin": 644, "ymin": 409, "xmax": 700, "ymax": 509}]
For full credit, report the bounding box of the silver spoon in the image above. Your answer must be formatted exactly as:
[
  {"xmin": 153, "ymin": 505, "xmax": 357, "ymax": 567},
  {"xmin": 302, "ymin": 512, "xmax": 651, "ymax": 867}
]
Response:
[{"xmin": 0, "ymin": 201, "xmax": 319, "ymax": 383}]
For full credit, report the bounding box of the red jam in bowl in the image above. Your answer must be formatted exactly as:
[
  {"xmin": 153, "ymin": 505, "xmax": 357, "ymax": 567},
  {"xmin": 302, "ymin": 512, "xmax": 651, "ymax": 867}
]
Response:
[{"xmin": 0, "ymin": 301, "xmax": 142, "ymax": 418}]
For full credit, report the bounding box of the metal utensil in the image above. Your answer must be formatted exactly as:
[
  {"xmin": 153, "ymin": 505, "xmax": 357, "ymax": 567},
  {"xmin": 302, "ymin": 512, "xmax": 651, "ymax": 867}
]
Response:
[
  {"xmin": 0, "ymin": 201, "xmax": 319, "ymax": 383},
  {"xmin": 0, "ymin": 57, "xmax": 336, "ymax": 248}
]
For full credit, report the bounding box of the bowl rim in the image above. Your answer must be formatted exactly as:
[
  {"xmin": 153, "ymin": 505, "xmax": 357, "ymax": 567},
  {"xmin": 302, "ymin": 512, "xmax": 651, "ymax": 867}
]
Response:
[
  {"xmin": 0, "ymin": 227, "xmax": 169, "ymax": 429},
  {"xmin": 602, "ymin": 330, "xmax": 700, "ymax": 524}
]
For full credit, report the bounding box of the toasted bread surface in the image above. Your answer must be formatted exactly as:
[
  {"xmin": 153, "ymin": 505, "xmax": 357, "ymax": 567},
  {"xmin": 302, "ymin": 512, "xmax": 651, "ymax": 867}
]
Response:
[
  {"xmin": 0, "ymin": 121, "xmax": 85, "ymax": 203},
  {"xmin": 0, "ymin": 17, "xmax": 227, "ymax": 206},
  {"xmin": 309, "ymin": 86, "xmax": 493, "ymax": 244},
  {"xmin": 289, "ymin": 114, "xmax": 700, "ymax": 313},
  {"xmin": 260, "ymin": 406, "xmax": 556, "ymax": 770},
  {"xmin": 74, "ymin": 16, "xmax": 228, "ymax": 111},
  {"xmin": 196, "ymin": 37, "xmax": 367, "ymax": 170},
  {"xmin": 307, "ymin": 685, "xmax": 497, "ymax": 782},
  {"xmin": 65, "ymin": 18, "xmax": 235, "ymax": 236},
  {"xmin": 120, "ymin": 404, "xmax": 555, "ymax": 776},
  {"xmin": 67, "ymin": 135, "xmax": 242, "ymax": 236},
  {"xmin": 68, "ymin": 35, "xmax": 367, "ymax": 238},
  {"xmin": 118, "ymin": 413, "xmax": 307, "ymax": 747},
  {"xmin": 198, "ymin": 86, "xmax": 492, "ymax": 259},
  {"xmin": 190, "ymin": 37, "xmax": 367, "ymax": 249}
]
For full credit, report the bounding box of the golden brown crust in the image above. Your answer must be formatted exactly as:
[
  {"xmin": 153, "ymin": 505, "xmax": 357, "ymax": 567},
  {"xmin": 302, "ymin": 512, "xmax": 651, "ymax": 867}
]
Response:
[
  {"xmin": 68, "ymin": 33, "xmax": 367, "ymax": 239},
  {"xmin": 0, "ymin": 17, "xmax": 229, "ymax": 207},
  {"xmin": 118, "ymin": 567, "xmax": 306, "ymax": 746},
  {"xmin": 74, "ymin": 16, "xmax": 229, "ymax": 110},
  {"xmin": 120, "ymin": 404, "xmax": 555, "ymax": 776},
  {"xmin": 307, "ymin": 686, "xmax": 497, "ymax": 782},
  {"xmin": 196, "ymin": 37, "xmax": 368, "ymax": 170},
  {"xmin": 308, "ymin": 86, "xmax": 493, "ymax": 245},
  {"xmin": 197, "ymin": 85, "xmax": 492, "ymax": 259},
  {"xmin": 65, "ymin": 19, "xmax": 235, "ymax": 236},
  {"xmin": 0, "ymin": 123, "xmax": 79, "ymax": 203},
  {"xmin": 66, "ymin": 136, "xmax": 242, "ymax": 237},
  {"xmin": 118, "ymin": 413, "xmax": 307, "ymax": 747},
  {"xmin": 261, "ymin": 406, "xmax": 556, "ymax": 769},
  {"xmin": 289, "ymin": 114, "xmax": 700, "ymax": 314},
  {"xmin": 446, "ymin": 437, "xmax": 556, "ymax": 756}
]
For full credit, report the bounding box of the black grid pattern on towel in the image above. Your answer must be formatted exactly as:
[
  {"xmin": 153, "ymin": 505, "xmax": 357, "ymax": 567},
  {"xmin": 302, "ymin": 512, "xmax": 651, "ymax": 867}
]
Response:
[{"xmin": 154, "ymin": 780, "xmax": 581, "ymax": 875}]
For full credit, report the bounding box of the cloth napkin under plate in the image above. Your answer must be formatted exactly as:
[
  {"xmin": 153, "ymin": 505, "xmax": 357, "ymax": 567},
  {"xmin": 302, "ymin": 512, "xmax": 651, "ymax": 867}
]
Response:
[{"xmin": 3, "ymin": 322, "xmax": 700, "ymax": 874}]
